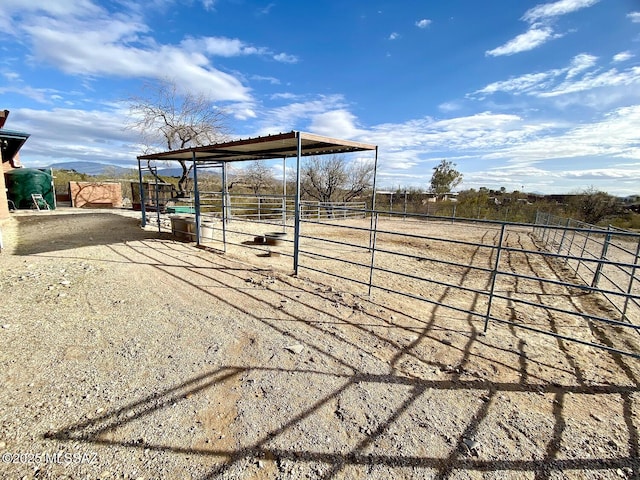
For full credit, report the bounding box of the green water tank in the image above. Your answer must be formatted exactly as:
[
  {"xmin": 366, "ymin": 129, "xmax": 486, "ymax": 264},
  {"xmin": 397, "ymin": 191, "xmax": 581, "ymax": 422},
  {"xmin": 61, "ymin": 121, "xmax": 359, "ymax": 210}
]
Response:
[{"xmin": 5, "ymin": 168, "xmax": 56, "ymax": 210}]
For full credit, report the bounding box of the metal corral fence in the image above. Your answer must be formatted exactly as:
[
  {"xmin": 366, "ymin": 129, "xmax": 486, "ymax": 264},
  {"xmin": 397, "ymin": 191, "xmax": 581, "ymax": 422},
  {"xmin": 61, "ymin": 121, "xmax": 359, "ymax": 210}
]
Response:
[
  {"xmin": 146, "ymin": 201, "xmax": 640, "ymax": 358},
  {"xmin": 144, "ymin": 194, "xmax": 366, "ymax": 247},
  {"xmin": 295, "ymin": 210, "xmax": 640, "ymax": 359},
  {"xmin": 155, "ymin": 193, "xmax": 367, "ymax": 222},
  {"xmin": 533, "ymin": 211, "xmax": 640, "ymax": 325}
]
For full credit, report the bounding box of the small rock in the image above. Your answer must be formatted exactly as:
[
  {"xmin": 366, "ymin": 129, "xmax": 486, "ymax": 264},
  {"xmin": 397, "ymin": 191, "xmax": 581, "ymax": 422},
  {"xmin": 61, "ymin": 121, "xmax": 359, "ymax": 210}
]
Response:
[
  {"xmin": 0, "ymin": 441, "xmax": 6, "ymax": 448},
  {"xmin": 60, "ymin": 280, "xmax": 70, "ymax": 286},
  {"xmin": 285, "ymin": 344, "xmax": 304, "ymax": 355},
  {"xmin": 590, "ymin": 413, "xmax": 602, "ymax": 422},
  {"xmin": 463, "ymin": 437, "xmax": 480, "ymax": 455}
]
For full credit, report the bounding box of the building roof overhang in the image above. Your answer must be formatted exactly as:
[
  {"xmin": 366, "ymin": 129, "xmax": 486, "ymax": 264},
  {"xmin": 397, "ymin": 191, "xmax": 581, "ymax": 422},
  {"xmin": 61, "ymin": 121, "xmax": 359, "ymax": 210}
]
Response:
[{"xmin": 0, "ymin": 129, "xmax": 30, "ymax": 163}]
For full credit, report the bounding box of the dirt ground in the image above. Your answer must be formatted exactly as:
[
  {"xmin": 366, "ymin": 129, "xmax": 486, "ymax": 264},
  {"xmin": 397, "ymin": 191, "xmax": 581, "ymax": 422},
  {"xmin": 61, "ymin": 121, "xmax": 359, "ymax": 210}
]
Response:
[{"xmin": 0, "ymin": 209, "xmax": 639, "ymax": 480}]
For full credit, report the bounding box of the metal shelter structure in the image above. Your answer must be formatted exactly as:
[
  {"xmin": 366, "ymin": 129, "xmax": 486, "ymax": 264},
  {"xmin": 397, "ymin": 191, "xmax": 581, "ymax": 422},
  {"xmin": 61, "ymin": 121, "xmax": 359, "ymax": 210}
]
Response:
[{"xmin": 136, "ymin": 131, "xmax": 378, "ymax": 273}]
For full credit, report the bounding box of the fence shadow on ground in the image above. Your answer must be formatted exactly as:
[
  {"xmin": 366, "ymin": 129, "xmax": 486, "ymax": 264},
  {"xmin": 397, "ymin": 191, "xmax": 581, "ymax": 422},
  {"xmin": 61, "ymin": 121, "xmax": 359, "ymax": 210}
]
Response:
[{"xmin": 44, "ymin": 237, "xmax": 640, "ymax": 479}]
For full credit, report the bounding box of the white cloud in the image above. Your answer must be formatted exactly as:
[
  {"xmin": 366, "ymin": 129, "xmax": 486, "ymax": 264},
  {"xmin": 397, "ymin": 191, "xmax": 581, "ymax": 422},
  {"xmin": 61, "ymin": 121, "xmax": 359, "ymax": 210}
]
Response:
[
  {"xmin": 3, "ymin": 71, "xmax": 21, "ymax": 81},
  {"xmin": 12, "ymin": 106, "xmax": 140, "ymax": 165},
  {"xmin": 23, "ymin": 18, "xmax": 251, "ymax": 101},
  {"xmin": 483, "ymin": 105, "xmax": 640, "ymax": 164},
  {"xmin": 487, "ymin": 0, "xmax": 599, "ymax": 57},
  {"xmin": 309, "ymin": 110, "xmax": 364, "ymax": 139},
  {"xmin": 566, "ymin": 53, "xmax": 597, "ymax": 79},
  {"xmin": 486, "ymin": 27, "xmax": 555, "ymax": 56},
  {"xmin": 273, "ymin": 53, "xmax": 299, "ymax": 63},
  {"xmin": 1, "ymin": 0, "xmax": 301, "ymax": 103},
  {"xmin": 270, "ymin": 92, "xmax": 301, "ymax": 100},
  {"xmin": 522, "ymin": 0, "xmax": 600, "ymax": 23},
  {"xmin": 256, "ymin": 95, "xmax": 347, "ymax": 134},
  {"xmin": 389, "ymin": 32, "xmax": 399, "ymax": 40},
  {"xmin": 627, "ymin": 12, "xmax": 640, "ymax": 23},
  {"xmin": 415, "ymin": 19, "xmax": 432, "ymax": 29},
  {"xmin": 539, "ymin": 67, "xmax": 640, "ymax": 97},
  {"xmin": 201, "ymin": 0, "xmax": 216, "ymax": 11},
  {"xmin": 438, "ymin": 102, "xmax": 461, "ymax": 113},
  {"xmin": 181, "ymin": 37, "xmax": 267, "ymax": 57},
  {"xmin": 0, "ymin": 0, "xmax": 102, "ymax": 20},
  {"xmin": 252, "ymin": 75, "xmax": 281, "ymax": 85},
  {"xmin": 472, "ymin": 72, "xmax": 557, "ymax": 97},
  {"xmin": 472, "ymin": 54, "xmax": 640, "ymax": 103},
  {"xmin": 613, "ymin": 51, "xmax": 634, "ymax": 63}
]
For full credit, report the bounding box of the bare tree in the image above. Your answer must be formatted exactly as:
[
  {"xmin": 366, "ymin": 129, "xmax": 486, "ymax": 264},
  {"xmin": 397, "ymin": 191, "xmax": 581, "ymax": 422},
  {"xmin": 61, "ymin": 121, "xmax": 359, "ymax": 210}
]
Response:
[
  {"xmin": 301, "ymin": 155, "xmax": 374, "ymax": 203},
  {"xmin": 127, "ymin": 79, "xmax": 230, "ymax": 197},
  {"xmin": 240, "ymin": 161, "xmax": 276, "ymax": 195}
]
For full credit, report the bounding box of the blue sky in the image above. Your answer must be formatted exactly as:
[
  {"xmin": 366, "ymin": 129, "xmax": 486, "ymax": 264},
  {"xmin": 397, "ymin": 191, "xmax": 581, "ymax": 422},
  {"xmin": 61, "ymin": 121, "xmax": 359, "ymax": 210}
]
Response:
[{"xmin": 1, "ymin": 0, "xmax": 640, "ymax": 195}]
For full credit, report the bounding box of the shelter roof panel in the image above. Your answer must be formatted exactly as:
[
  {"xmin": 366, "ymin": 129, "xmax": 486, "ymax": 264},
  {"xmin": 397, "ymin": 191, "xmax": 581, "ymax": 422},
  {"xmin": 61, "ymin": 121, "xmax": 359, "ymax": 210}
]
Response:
[{"xmin": 137, "ymin": 131, "xmax": 377, "ymax": 164}]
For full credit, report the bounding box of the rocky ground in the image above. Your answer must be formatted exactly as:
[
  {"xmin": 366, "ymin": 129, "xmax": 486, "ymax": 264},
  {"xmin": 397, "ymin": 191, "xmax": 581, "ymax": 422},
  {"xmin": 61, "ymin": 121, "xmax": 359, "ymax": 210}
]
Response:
[{"xmin": 0, "ymin": 209, "xmax": 639, "ymax": 480}]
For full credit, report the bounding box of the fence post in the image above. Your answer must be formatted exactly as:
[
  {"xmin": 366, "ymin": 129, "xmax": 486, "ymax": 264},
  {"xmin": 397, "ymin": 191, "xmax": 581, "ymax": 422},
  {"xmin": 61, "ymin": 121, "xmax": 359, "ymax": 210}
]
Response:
[
  {"xmin": 565, "ymin": 218, "xmax": 577, "ymax": 265},
  {"xmin": 484, "ymin": 223, "xmax": 506, "ymax": 333},
  {"xmin": 368, "ymin": 213, "xmax": 379, "ymax": 296},
  {"xmin": 557, "ymin": 218, "xmax": 571, "ymax": 254},
  {"xmin": 591, "ymin": 228, "xmax": 612, "ymax": 288},
  {"xmin": 621, "ymin": 238, "xmax": 640, "ymax": 323},
  {"xmin": 551, "ymin": 215, "xmax": 562, "ymax": 248},
  {"xmin": 542, "ymin": 213, "xmax": 552, "ymax": 244}
]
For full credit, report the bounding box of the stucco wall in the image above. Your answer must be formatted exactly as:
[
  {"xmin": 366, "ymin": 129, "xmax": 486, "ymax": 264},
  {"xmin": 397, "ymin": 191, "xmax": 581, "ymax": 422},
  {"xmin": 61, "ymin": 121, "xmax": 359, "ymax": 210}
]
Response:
[
  {"xmin": 69, "ymin": 182, "xmax": 122, "ymax": 208},
  {"xmin": 0, "ymin": 153, "xmax": 13, "ymax": 220}
]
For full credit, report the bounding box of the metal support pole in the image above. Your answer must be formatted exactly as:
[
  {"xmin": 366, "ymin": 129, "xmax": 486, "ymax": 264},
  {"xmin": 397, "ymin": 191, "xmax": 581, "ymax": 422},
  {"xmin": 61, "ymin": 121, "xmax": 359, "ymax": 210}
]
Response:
[
  {"xmin": 137, "ymin": 158, "xmax": 146, "ymax": 228},
  {"xmin": 369, "ymin": 146, "xmax": 379, "ymax": 250},
  {"xmin": 621, "ymin": 239, "xmax": 640, "ymax": 323},
  {"xmin": 153, "ymin": 167, "xmax": 160, "ymax": 233},
  {"xmin": 221, "ymin": 163, "xmax": 228, "ymax": 252},
  {"xmin": 368, "ymin": 213, "xmax": 379, "ymax": 296},
  {"xmin": 282, "ymin": 157, "xmax": 286, "ymax": 230},
  {"xmin": 591, "ymin": 229, "xmax": 612, "ymax": 288},
  {"xmin": 403, "ymin": 190, "xmax": 408, "ymax": 220},
  {"xmin": 484, "ymin": 223, "xmax": 506, "ymax": 333},
  {"xmin": 193, "ymin": 152, "xmax": 201, "ymax": 245},
  {"xmin": 293, "ymin": 132, "xmax": 302, "ymax": 275}
]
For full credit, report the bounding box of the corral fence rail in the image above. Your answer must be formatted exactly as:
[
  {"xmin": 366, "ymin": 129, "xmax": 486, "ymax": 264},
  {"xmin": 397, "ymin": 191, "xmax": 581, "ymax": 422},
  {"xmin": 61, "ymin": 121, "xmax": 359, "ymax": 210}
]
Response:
[
  {"xmin": 296, "ymin": 209, "xmax": 640, "ymax": 359},
  {"xmin": 533, "ymin": 211, "xmax": 640, "ymax": 326},
  {"xmin": 144, "ymin": 193, "xmax": 366, "ymax": 253},
  {"xmin": 145, "ymin": 192, "xmax": 366, "ymax": 222}
]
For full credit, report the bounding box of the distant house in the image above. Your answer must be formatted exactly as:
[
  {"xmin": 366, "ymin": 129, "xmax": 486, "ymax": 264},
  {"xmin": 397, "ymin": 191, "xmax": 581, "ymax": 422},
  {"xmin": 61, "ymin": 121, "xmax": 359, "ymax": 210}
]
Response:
[{"xmin": 1, "ymin": 110, "xmax": 31, "ymax": 219}]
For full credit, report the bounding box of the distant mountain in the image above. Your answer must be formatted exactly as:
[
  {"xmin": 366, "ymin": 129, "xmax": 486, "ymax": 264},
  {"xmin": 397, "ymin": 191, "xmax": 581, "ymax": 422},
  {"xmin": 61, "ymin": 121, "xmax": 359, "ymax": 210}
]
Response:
[
  {"xmin": 46, "ymin": 161, "xmax": 198, "ymax": 179},
  {"xmin": 47, "ymin": 161, "xmax": 135, "ymax": 176}
]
